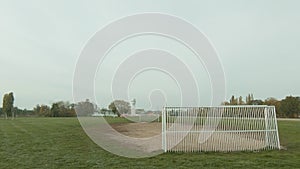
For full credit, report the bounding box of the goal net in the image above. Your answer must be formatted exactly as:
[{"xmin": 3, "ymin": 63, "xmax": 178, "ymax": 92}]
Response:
[{"xmin": 162, "ymin": 106, "xmax": 280, "ymax": 152}]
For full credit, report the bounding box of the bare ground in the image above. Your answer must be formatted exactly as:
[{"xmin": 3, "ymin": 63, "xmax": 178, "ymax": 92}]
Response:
[
  {"xmin": 111, "ymin": 122, "xmax": 161, "ymax": 138},
  {"xmin": 111, "ymin": 122, "xmax": 272, "ymax": 152}
]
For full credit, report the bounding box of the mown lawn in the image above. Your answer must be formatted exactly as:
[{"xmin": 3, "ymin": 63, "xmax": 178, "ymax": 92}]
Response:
[{"xmin": 0, "ymin": 118, "xmax": 299, "ymax": 169}]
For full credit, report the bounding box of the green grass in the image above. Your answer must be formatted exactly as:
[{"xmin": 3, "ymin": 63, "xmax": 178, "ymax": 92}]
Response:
[{"xmin": 0, "ymin": 118, "xmax": 299, "ymax": 169}]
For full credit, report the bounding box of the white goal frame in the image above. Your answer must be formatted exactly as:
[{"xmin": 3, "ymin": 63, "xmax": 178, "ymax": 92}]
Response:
[{"xmin": 162, "ymin": 106, "xmax": 280, "ymax": 152}]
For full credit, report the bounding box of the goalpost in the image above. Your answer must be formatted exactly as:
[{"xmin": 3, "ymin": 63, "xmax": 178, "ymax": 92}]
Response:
[{"xmin": 162, "ymin": 106, "xmax": 280, "ymax": 152}]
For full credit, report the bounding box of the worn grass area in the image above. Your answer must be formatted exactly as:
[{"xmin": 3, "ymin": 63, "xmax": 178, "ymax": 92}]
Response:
[{"xmin": 0, "ymin": 118, "xmax": 299, "ymax": 169}]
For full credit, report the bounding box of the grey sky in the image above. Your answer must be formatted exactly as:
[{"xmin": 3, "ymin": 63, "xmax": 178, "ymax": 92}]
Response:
[{"xmin": 0, "ymin": 0, "xmax": 299, "ymax": 109}]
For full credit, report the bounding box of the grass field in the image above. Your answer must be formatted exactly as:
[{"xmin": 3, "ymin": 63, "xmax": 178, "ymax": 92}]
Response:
[{"xmin": 0, "ymin": 118, "xmax": 299, "ymax": 169}]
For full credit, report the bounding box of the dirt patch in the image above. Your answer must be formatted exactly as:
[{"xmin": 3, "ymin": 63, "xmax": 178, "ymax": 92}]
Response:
[
  {"xmin": 111, "ymin": 122, "xmax": 161, "ymax": 138},
  {"xmin": 110, "ymin": 122, "xmax": 274, "ymax": 152}
]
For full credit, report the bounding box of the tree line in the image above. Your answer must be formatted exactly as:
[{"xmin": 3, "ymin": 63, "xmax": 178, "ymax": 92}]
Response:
[
  {"xmin": 33, "ymin": 99, "xmax": 131, "ymax": 117},
  {"xmin": 0, "ymin": 92, "xmax": 131, "ymax": 118},
  {"xmin": 223, "ymin": 94, "xmax": 300, "ymax": 118},
  {"xmin": 1, "ymin": 92, "xmax": 299, "ymax": 118}
]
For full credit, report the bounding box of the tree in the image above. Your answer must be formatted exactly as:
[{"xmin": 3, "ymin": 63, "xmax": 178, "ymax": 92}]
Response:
[
  {"xmin": 34, "ymin": 104, "xmax": 41, "ymax": 115},
  {"xmin": 75, "ymin": 99, "xmax": 95, "ymax": 116},
  {"xmin": 34, "ymin": 102, "xmax": 76, "ymax": 117},
  {"xmin": 13, "ymin": 107, "xmax": 33, "ymax": 117},
  {"xmin": 264, "ymin": 97, "xmax": 278, "ymax": 106},
  {"xmin": 249, "ymin": 99, "xmax": 264, "ymax": 105},
  {"xmin": 56, "ymin": 101, "xmax": 68, "ymax": 117},
  {"xmin": 238, "ymin": 96, "xmax": 244, "ymax": 105},
  {"xmin": 221, "ymin": 94, "xmax": 300, "ymax": 118},
  {"xmin": 2, "ymin": 92, "xmax": 14, "ymax": 119},
  {"xmin": 279, "ymin": 96, "xmax": 300, "ymax": 118},
  {"xmin": 229, "ymin": 95, "xmax": 238, "ymax": 105},
  {"xmin": 108, "ymin": 102, "xmax": 117, "ymax": 115},
  {"xmin": 246, "ymin": 93, "xmax": 254, "ymax": 105},
  {"xmin": 40, "ymin": 105, "xmax": 51, "ymax": 116},
  {"xmin": 33, "ymin": 104, "xmax": 51, "ymax": 116},
  {"xmin": 108, "ymin": 100, "xmax": 131, "ymax": 117},
  {"xmin": 51, "ymin": 103, "xmax": 60, "ymax": 117},
  {"xmin": 100, "ymin": 108, "xmax": 109, "ymax": 115},
  {"xmin": 264, "ymin": 97, "xmax": 282, "ymax": 117},
  {"xmin": 65, "ymin": 103, "xmax": 76, "ymax": 117},
  {"xmin": 221, "ymin": 101, "xmax": 230, "ymax": 105}
]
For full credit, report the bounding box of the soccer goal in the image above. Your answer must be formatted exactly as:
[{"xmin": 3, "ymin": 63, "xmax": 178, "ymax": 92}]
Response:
[{"xmin": 162, "ymin": 106, "xmax": 280, "ymax": 152}]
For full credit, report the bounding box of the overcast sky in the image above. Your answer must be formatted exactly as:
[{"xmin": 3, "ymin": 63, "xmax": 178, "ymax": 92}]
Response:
[{"xmin": 1, "ymin": 0, "xmax": 300, "ymax": 109}]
